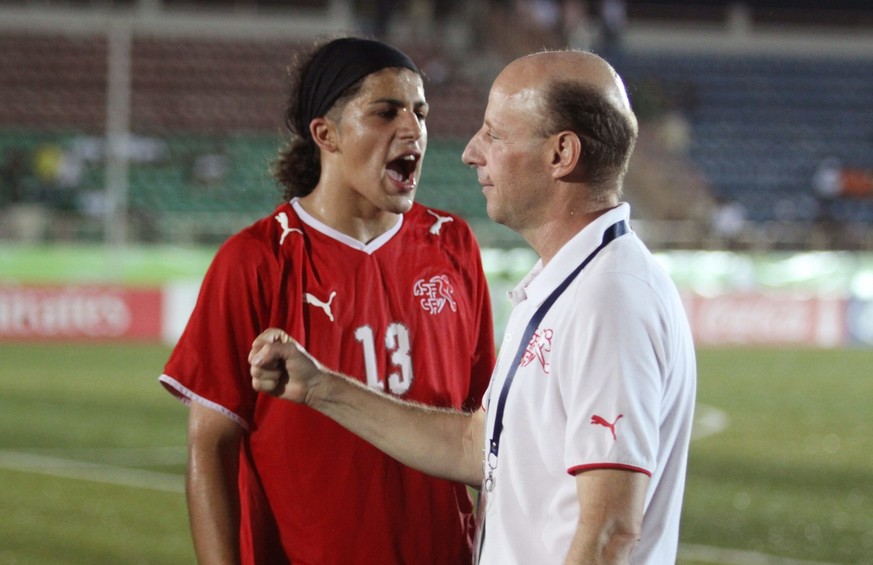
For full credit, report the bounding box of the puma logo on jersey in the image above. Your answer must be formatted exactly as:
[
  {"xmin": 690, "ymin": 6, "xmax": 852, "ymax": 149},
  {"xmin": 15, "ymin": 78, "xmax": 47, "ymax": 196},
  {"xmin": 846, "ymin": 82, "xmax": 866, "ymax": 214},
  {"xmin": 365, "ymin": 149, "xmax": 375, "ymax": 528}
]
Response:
[
  {"xmin": 275, "ymin": 212, "xmax": 303, "ymax": 245},
  {"xmin": 413, "ymin": 275, "xmax": 457, "ymax": 315},
  {"xmin": 591, "ymin": 414, "xmax": 624, "ymax": 441},
  {"xmin": 426, "ymin": 210, "xmax": 453, "ymax": 235},
  {"xmin": 304, "ymin": 291, "xmax": 337, "ymax": 322},
  {"xmin": 520, "ymin": 328, "xmax": 553, "ymax": 374}
]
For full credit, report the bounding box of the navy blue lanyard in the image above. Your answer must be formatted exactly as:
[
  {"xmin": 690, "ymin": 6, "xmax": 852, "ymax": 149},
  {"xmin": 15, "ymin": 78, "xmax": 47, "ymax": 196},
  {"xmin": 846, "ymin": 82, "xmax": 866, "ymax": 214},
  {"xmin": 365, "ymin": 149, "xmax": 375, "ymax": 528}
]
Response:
[{"xmin": 483, "ymin": 219, "xmax": 628, "ymax": 491}]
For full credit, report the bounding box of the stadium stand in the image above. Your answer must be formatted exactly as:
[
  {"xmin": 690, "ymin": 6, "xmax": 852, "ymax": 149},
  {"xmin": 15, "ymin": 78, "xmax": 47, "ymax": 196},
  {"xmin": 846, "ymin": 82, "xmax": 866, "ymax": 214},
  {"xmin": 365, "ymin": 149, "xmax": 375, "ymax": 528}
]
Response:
[
  {"xmin": 1, "ymin": 2, "xmax": 872, "ymax": 249},
  {"xmin": 0, "ymin": 29, "xmax": 492, "ymax": 243},
  {"xmin": 612, "ymin": 51, "xmax": 873, "ymax": 231}
]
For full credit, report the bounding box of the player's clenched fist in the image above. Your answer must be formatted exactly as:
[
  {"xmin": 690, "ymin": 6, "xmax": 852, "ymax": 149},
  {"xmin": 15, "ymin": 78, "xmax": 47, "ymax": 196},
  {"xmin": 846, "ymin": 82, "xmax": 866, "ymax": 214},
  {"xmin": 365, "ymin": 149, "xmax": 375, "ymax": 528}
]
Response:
[{"xmin": 249, "ymin": 328, "xmax": 322, "ymax": 404}]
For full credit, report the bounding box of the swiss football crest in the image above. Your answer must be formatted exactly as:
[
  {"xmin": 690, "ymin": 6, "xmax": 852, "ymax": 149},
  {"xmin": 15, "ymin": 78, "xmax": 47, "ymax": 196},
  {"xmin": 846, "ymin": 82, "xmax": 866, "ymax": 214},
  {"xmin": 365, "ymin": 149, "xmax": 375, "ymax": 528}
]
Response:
[
  {"xmin": 413, "ymin": 275, "xmax": 457, "ymax": 315},
  {"xmin": 520, "ymin": 328, "xmax": 553, "ymax": 373}
]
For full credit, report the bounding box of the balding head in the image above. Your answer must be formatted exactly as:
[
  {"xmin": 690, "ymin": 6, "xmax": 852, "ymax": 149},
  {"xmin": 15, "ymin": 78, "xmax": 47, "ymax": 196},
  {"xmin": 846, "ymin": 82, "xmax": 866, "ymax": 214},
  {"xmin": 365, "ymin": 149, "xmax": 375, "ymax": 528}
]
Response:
[
  {"xmin": 495, "ymin": 50, "xmax": 638, "ymax": 196},
  {"xmin": 505, "ymin": 51, "xmax": 634, "ymax": 117}
]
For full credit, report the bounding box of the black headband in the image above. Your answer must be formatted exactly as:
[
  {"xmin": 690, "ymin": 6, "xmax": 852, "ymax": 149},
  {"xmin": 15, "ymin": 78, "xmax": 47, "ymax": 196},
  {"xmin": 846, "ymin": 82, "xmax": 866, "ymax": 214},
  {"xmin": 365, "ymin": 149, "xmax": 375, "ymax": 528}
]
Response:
[{"xmin": 299, "ymin": 37, "xmax": 420, "ymax": 138}]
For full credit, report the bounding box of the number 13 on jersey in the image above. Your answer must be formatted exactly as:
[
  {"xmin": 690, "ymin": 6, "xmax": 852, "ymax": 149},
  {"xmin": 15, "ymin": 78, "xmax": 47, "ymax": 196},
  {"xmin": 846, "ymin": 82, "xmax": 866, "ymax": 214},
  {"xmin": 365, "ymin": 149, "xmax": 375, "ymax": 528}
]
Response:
[{"xmin": 354, "ymin": 323, "xmax": 413, "ymax": 395}]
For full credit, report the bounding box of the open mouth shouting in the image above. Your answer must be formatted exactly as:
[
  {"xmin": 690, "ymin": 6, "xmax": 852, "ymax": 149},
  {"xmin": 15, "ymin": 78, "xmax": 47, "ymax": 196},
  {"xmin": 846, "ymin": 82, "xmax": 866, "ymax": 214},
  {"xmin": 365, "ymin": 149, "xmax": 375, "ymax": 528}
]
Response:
[{"xmin": 386, "ymin": 152, "xmax": 421, "ymax": 192}]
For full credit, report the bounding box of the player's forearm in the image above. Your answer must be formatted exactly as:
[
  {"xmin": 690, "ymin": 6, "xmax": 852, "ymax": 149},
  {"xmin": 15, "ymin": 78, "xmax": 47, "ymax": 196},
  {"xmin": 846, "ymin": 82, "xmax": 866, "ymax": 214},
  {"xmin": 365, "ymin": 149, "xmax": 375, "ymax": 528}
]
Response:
[
  {"xmin": 186, "ymin": 404, "xmax": 243, "ymax": 565},
  {"xmin": 186, "ymin": 448, "xmax": 241, "ymax": 564},
  {"xmin": 308, "ymin": 368, "xmax": 484, "ymax": 486}
]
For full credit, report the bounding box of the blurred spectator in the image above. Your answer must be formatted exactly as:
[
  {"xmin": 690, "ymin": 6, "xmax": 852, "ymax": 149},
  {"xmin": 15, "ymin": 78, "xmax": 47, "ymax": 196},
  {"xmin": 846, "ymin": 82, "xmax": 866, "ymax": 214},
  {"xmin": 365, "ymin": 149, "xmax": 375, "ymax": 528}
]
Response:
[
  {"xmin": 564, "ymin": 0, "xmax": 594, "ymax": 50},
  {"xmin": 655, "ymin": 111, "xmax": 692, "ymax": 154},
  {"xmin": 842, "ymin": 169, "xmax": 873, "ymax": 197},
  {"xmin": 408, "ymin": 0, "xmax": 460, "ymax": 44},
  {"xmin": 0, "ymin": 147, "xmax": 49, "ymax": 242},
  {"xmin": 33, "ymin": 143, "xmax": 84, "ymax": 190},
  {"xmin": 813, "ymin": 156, "xmax": 873, "ymax": 199},
  {"xmin": 595, "ymin": 0, "xmax": 626, "ymax": 56},
  {"xmin": 355, "ymin": 0, "xmax": 399, "ymax": 39},
  {"xmin": 522, "ymin": 0, "xmax": 562, "ymax": 29},
  {"xmin": 710, "ymin": 196, "xmax": 747, "ymax": 247},
  {"xmin": 189, "ymin": 143, "xmax": 230, "ymax": 186},
  {"xmin": 521, "ymin": 0, "xmax": 565, "ymax": 49},
  {"xmin": 0, "ymin": 148, "xmax": 28, "ymax": 206},
  {"xmin": 813, "ymin": 156, "xmax": 843, "ymax": 199},
  {"xmin": 62, "ymin": 134, "xmax": 167, "ymax": 166},
  {"xmin": 479, "ymin": 0, "xmax": 567, "ymax": 63}
]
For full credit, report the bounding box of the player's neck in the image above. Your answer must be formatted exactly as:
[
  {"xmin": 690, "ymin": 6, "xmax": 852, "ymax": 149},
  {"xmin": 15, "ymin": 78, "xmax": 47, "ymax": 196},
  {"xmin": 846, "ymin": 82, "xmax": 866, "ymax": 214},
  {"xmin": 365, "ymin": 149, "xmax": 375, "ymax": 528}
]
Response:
[{"xmin": 297, "ymin": 192, "xmax": 400, "ymax": 244}]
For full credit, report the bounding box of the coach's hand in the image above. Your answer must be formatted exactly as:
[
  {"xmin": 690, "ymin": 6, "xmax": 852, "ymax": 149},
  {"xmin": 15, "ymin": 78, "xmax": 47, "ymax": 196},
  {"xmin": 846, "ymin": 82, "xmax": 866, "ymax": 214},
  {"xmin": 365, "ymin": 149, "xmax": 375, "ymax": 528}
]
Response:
[{"xmin": 249, "ymin": 328, "xmax": 322, "ymax": 405}]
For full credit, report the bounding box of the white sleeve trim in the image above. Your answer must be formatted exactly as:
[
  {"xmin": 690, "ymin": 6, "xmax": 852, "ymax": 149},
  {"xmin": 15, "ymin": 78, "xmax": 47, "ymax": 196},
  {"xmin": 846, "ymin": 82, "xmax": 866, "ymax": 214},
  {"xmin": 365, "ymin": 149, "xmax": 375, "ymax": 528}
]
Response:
[{"xmin": 158, "ymin": 374, "xmax": 250, "ymax": 431}]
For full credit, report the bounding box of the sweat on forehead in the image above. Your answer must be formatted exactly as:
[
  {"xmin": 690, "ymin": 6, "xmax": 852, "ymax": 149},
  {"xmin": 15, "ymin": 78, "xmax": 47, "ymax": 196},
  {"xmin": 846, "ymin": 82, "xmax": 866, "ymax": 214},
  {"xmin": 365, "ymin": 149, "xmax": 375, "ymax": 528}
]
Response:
[{"xmin": 299, "ymin": 37, "xmax": 420, "ymax": 134}]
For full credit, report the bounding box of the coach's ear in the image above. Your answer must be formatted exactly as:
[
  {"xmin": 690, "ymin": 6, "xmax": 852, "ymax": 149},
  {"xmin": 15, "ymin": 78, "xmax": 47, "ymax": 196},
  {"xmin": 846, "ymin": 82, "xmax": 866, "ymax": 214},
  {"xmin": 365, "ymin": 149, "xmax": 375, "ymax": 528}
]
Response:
[
  {"xmin": 310, "ymin": 117, "xmax": 339, "ymax": 153},
  {"xmin": 549, "ymin": 130, "xmax": 584, "ymax": 183}
]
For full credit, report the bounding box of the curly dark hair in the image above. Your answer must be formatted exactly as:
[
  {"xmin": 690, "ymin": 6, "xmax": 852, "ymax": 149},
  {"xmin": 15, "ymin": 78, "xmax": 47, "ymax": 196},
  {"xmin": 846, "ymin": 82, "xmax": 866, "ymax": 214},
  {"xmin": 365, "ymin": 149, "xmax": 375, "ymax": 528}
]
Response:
[
  {"xmin": 271, "ymin": 40, "xmax": 366, "ymax": 201},
  {"xmin": 538, "ymin": 80, "xmax": 638, "ymax": 200}
]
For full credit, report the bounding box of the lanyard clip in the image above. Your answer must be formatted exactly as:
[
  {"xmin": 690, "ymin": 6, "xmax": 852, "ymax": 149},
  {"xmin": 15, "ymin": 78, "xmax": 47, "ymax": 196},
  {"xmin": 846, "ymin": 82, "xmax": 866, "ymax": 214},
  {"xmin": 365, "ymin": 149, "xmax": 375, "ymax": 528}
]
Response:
[{"xmin": 483, "ymin": 449, "xmax": 498, "ymax": 492}]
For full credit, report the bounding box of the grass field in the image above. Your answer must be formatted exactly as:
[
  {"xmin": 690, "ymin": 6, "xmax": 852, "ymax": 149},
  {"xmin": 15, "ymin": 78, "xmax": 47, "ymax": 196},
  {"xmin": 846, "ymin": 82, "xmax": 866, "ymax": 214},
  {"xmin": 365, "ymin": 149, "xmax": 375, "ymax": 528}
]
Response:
[{"xmin": 1, "ymin": 342, "xmax": 871, "ymax": 564}]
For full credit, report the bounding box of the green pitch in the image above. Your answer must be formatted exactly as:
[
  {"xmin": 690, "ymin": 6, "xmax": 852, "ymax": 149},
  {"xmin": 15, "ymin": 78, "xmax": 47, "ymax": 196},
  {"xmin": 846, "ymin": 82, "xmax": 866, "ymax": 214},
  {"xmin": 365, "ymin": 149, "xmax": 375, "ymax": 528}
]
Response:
[
  {"xmin": 1, "ymin": 343, "xmax": 871, "ymax": 564},
  {"xmin": 0, "ymin": 343, "xmax": 192, "ymax": 564}
]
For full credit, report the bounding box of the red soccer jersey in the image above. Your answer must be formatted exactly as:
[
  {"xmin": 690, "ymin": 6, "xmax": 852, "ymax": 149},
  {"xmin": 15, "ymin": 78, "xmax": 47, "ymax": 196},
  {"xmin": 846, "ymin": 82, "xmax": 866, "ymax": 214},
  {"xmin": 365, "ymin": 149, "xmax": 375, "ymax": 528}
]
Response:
[{"xmin": 160, "ymin": 199, "xmax": 495, "ymax": 564}]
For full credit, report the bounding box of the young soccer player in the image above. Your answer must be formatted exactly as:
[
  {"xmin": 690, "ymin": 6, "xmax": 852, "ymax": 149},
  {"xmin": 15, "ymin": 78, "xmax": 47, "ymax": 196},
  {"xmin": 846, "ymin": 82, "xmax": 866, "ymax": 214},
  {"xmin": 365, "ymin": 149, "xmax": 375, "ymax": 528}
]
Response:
[{"xmin": 160, "ymin": 36, "xmax": 495, "ymax": 564}]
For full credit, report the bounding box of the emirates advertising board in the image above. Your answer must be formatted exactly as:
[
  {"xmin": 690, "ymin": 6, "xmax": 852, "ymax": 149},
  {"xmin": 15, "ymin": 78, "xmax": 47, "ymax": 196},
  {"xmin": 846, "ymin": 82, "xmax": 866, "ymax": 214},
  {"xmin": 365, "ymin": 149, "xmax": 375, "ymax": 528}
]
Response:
[
  {"xmin": 681, "ymin": 292, "xmax": 848, "ymax": 347},
  {"xmin": 1, "ymin": 282, "xmax": 871, "ymax": 347},
  {"xmin": 0, "ymin": 285, "xmax": 162, "ymax": 341},
  {"xmin": 3, "ymin": 245, "xmax": 873, "ymax": 347}
]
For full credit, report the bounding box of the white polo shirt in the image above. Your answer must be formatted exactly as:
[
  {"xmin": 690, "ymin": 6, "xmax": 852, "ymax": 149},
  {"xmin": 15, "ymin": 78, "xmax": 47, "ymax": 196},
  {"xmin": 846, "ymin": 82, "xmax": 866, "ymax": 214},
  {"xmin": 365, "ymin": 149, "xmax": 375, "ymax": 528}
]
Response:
[{"xmin": 479, "ymin": 203, "xmax": 696, "ymax": 564}]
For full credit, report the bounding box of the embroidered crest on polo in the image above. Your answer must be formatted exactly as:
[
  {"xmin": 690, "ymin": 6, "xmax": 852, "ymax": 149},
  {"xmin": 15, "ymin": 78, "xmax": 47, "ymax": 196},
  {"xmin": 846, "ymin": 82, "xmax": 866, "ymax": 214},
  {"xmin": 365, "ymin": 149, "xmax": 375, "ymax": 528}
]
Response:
[
  {"xmin": 520, "ymin": 328, "xmax": 553, "ymax": 373},
  {"xmin": 413, "ymin": 275, "xmax": 457, "ymax": 315},
  {"xmin": 274, "ymin": 212, "xmax": 303, "ymax": 245}
]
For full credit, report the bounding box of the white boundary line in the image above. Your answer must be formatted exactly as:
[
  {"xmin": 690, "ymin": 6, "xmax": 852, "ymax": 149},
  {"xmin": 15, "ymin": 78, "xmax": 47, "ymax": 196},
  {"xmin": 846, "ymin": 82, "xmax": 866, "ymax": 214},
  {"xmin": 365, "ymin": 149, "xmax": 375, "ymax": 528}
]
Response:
[
  {"xmin": 678, "ymin": 543, "xmax": 843, "ymax": 565},
  {"xmin": 678, "ymin": 407, "xmax": 842, "ymax": 564},
  {"xmin": 8, "ymin": 446, "xmax": 187, "ymax": 466},
  {"xmin": 0, "ymin": 449, "xmax": 184, "ymax": 494}
]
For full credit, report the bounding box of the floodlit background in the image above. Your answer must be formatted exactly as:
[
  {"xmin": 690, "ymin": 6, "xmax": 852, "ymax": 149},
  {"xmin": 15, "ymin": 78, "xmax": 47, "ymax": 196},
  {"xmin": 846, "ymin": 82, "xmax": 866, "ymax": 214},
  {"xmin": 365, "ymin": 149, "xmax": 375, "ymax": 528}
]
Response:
[{"xmin": 1, "ymin": 1, "xmax": 872, "ymax": 563}]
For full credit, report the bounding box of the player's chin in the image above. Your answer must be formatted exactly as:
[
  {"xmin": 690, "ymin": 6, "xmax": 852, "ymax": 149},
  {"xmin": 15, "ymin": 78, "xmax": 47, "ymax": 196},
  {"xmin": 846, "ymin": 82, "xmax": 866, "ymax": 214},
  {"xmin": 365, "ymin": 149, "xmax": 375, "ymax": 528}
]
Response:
[
  {"xmin": 388, "ymin": 193, "xmax": 415, "ymax": 214},
  {"xmin": 383, "ymin": 185, "xmax": 416, "ymax": 213}
]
